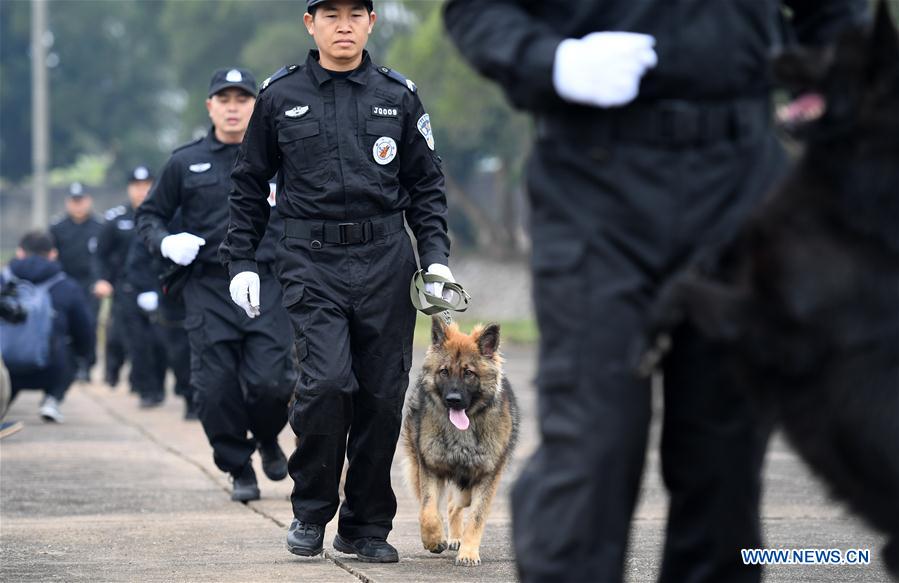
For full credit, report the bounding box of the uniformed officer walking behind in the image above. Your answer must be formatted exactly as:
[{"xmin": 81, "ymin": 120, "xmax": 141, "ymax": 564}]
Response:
[
  {"xmin": 94, "ymin": 166, "xmax": 154, "ymax": 397},
  {"xmin": 221, "ymin": 0, "xmax": 451, "ymax": 562},
  {"xmin": 50, "ymin": 183, "xmax": 103, "ymax": 382},
  {"xmin": 136, "ymin": 68, "xmax": 295, "ymax": 502},
  {"xmin": 124, "ymin": 214, "xmax": 197, "ymax": 419},
  {"xmin": 444, "ymin": 1, "xmax": 867, "ymax": 582}
]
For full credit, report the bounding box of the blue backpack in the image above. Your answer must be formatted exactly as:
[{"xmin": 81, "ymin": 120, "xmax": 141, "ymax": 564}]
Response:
[{"xmin": 0, "ymin": 267, "xmax": 66, "ymax": 373}]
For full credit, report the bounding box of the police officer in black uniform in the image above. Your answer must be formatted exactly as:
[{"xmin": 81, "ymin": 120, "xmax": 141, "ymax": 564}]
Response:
[
  {"xmin": 125, "ymin": 213, "xmax": 197, "ymax": 419},
  {"xmin": 116, "ymin": 234, "xmax": 169, "ymax": 409},
  {"xmin": 444, "ymin": 1, "xmax": 868, "ymax": 582},
  {"xmin": 50, "ymin": 182, "xmax": 103, "ymax": 381},
  {"xmin": 95, "ymin": 166, "xmax": 153, "ymax": 393},
  {"xmin": 221, "ymin": 0, "xmax": 450, "ymax": 563},
  {"xmin": 136, "ymin": 68, "xmax": 295, "ymax": 502}
]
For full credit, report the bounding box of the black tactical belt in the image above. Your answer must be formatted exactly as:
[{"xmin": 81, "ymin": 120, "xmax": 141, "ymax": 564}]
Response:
[
  {"xmin": 195, "ymin": 261, "xmax": 272, "ymax": 279},
  {"xmin": 538, "ymin": 98, "xmax": 771, "ymax": 146},
  {"xmin": 284, "ymin": 212, "xmax": 405, "ymax": 248}
]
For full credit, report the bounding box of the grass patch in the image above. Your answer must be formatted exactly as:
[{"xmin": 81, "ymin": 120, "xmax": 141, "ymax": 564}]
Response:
[{"xmin": 413, "ymin": 313, "xmax": 538, "ymax": 347}]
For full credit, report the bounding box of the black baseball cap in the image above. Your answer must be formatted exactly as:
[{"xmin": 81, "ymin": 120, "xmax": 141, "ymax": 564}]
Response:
[
  {"xmin": 68, "ymin": 182, "xmax": 87, "ymax": 198},
  {"xmin": 127, "ymin": 165, "xmax": 153, "ymax": 183},
  {"xmin": 208, "ymin": 68, "xmax": 257, "ymax": 98},
  {"xmin": 307, "ymin": 0, "xmax": 373, "ymax": 12}
]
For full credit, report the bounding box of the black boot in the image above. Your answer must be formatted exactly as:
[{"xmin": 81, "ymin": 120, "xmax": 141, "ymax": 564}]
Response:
[
  {"xmin": 286, "ymin": 519, "xmax": 324, "ymax": 556},
  {"xmin": 230, "ymin": 464, "xmax": 260, "ymax": 502},
  {"xmin": 184, "ymin": 398, "xmax": 199, "ymax": 421},
  {"xmin": 257, "ymin": 441, "xmax": 288, "ymax": 481},
  {"xmin": 333, "ymin": 534, "xmax": 399, "ymax": 563},
  {"xmin": 138, "ymin": 395, "xmax": 163, "ymax": 409}
]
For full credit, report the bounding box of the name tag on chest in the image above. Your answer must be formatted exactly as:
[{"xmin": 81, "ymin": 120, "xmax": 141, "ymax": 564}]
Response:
[{"xmin": 371, "ymin": 105, "xmax": 399, "ymax": 119}]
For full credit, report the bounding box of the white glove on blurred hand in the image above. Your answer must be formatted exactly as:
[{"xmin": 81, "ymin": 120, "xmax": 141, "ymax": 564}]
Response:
[
  {"xmin": 137, "ymin": 291, "xmax": 159, "ymax": 312},
  {"xmin": 160, "ymin": 232, "xmax": 206, "ymax": 266},
  {"xmin": 553, "ymin": 32, "xmax": 658, "ymax": 108},
  {"xmin": 424, "ymin": 263, "xmax": 455, "ymax": 302},
  {"xmin": 229, "ymin": 271, "xmax": 261, "ymax": 319}
]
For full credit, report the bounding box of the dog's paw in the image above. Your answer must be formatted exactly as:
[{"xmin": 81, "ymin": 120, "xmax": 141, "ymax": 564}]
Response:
[
  {"xmin": 422, "ymin": 539, "xmax": 447, "ymax": 554},
  {"xmin": 455, "ymin": 548, "xmax": 481, "ymax": 566},
  {"xmin": 447, "ymin": 538, "xmax": 461, "ymax": 551}
]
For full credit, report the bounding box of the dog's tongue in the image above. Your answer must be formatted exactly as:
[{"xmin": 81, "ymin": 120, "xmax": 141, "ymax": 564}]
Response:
[
  {"xmin": 777, "ymin": 92, "xmax": 827, "ymax": 125},
  {"xmin": 449, "ymin": 408, "xmax": 470, "ymax": 431}
]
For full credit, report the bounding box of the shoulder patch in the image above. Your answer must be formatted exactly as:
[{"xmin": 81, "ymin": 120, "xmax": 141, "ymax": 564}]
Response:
[
  {"xmin": 260, "ymin": 64, "xmax": 300, "ymax": 93},
  {"xmin": 377, "ymin": 66, "xmax": 416, "ymax": 93},
  {"xmin": 172, "ymin": 136, "xmax": 204, "ymax": 154},
  {"xmin": 104, "ymin": 205, "xmax": 126, "ymax": 221}
]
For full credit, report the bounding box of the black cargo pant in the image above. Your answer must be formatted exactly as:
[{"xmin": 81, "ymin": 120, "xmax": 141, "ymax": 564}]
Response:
[
  {"xmin": 106, "ymin": 294, "xmax": 128, "ymax": 383},
  {"xmin": 183, "ymin": 263, "xmax": 295, "ymax": 474},
  {"xmin": 76, "ymin": 282, "xmax": 100, "ymax": 371},
  {"xmin": 512, "ymin": 103, "xmax": 787, "ymax": 583},
  {"xmin": 159, "ymin": 296, "xmax": 193, "ymax": 403},
  {"xmin": 279, "ymin": 221, "xmax": 417, "ymax": 540},
  {"xmin": 118, "ymin": 290, "xmax": 168, "ymax": 402}
]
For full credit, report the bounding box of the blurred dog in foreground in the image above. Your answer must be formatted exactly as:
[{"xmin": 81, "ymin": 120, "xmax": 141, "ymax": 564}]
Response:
[
  {"xmin": 403, "ymin": 318, "xmax": 519, "ymax": 566},
  {"xmin": 641, "ymin": 3, "xmax": 899, "ymax": 576}
]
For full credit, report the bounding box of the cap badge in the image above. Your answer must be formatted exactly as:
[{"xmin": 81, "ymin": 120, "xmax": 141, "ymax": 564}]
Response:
[{"xmin": 226, "ymin": 69, "xmax": 243, "ymax": 82}]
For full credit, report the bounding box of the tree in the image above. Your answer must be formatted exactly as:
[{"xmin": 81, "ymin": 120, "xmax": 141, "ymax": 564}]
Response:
[{"xmin": 0, "ymin": 1, "xmax": 173, "ymax": 182}]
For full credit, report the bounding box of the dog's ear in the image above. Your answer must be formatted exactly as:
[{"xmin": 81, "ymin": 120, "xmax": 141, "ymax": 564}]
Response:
[
  {"xmin": 477, "ymin": 323, "xmax": 501, "ymax": 358},
  {"xmin": 431, "ymin": 316, "xmax": 447, "ymax": 346}
]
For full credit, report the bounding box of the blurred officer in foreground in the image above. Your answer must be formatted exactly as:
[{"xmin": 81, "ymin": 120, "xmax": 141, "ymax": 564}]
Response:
[
  {"xmin": 444, "ymin": 1, "xmax": 868, "ymax": 581},
  {"xmin": 95, "ymin": 166, "xmax": 154, "ymax": 391},
  {"xmin": 137, "ymin": 68, "xmax": 295, "ymax": 502},
  {"xmin": 1, "ymin": 232, "xmax": 95, "ymax": 423},
  {"xmin": 50, "ymin": 183, "xmax": 102, "ymax": 381},
  {"xmin": 222, "ymin": 0, "xmax": 451, "ymax": 563}
]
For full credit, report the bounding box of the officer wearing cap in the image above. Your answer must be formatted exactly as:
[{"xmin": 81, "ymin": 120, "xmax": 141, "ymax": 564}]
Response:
[
  {"xmin": 221, "ymin": 0, "xmax": 451, "ymax": 563},
  {"xmin": 137, "ymin": 67, "xmax": 296, "ymax": 502},
  {"xmin": 50, "ymin": 182, "xmax": 103, "ymax": 380},
  {"xmin": 94, "ymin": 166, "xmax": 153, "ymax": 391},
  {"xmin": 444, "ymin": 1, "xmax": 868, "ymax": 582}
]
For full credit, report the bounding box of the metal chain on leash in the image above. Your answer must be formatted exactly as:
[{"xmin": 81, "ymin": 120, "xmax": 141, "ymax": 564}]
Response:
[{"xmin": 409, "ymin": 269, "xmax": 471, "ymax": 324}]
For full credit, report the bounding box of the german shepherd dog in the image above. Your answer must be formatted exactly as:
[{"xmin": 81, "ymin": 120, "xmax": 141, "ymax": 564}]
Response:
[
  {"xmin": 641, "ymin": 3, "xmax": 899, "ymax": 575},
  {"xmin": 402, "ymin": 318, "xmax": 519, "ymax": 566}
]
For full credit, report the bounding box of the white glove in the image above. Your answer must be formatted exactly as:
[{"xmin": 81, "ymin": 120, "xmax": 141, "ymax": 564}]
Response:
[
  {"xmin": 424, "ymin": 263, "xmax": 455, "ymax": 302},
  {"xmin": 136, "ymin": 291, "xmax": 159, "ymax": 312},
  {"xmin": 160, "ymin": 232, "xmax": 206, "ymax": 266},
  {"xmin": 553, "ymin": 32, "xmax": 658, "ymax": 108},
  {"xmin": 229, "ymin": 271, "xmax": 261, "ymax": 319}
]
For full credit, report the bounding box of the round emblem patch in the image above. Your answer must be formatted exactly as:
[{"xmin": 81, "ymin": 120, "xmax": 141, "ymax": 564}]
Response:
[{"xmin": 373, "ymin": 136, "xmax": 397, "ymax": 165}]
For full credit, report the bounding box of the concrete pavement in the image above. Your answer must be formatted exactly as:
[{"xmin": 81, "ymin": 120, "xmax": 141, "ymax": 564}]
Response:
[{"xmin": 1, "ymin": 345, "xmax": 892, "ymax": 582}]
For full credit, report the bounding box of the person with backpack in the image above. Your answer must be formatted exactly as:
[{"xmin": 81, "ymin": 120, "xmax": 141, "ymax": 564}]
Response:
[{"xmin": 0, "ymin": 231, "xmax": 95, "ymax": 423}]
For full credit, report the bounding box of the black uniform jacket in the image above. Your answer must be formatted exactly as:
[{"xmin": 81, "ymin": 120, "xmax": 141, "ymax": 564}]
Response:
[
  {"xmin": 444, "ymin": 0, "xmax": 868, "ymax": 112},
  {"xmin": 49, "ymin": 215, "xmax": 102, "ymax": 289},
  {"xmin": 136, "ymin": 129, "xmax": 281, "ymax": 268},
  {"xmin": 95, "ymin": 203, "xmax": 136, "ymax": 287},
  {"xmin": 221, "ymin": 50, "xmax": 450, "ymax": 277}
]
